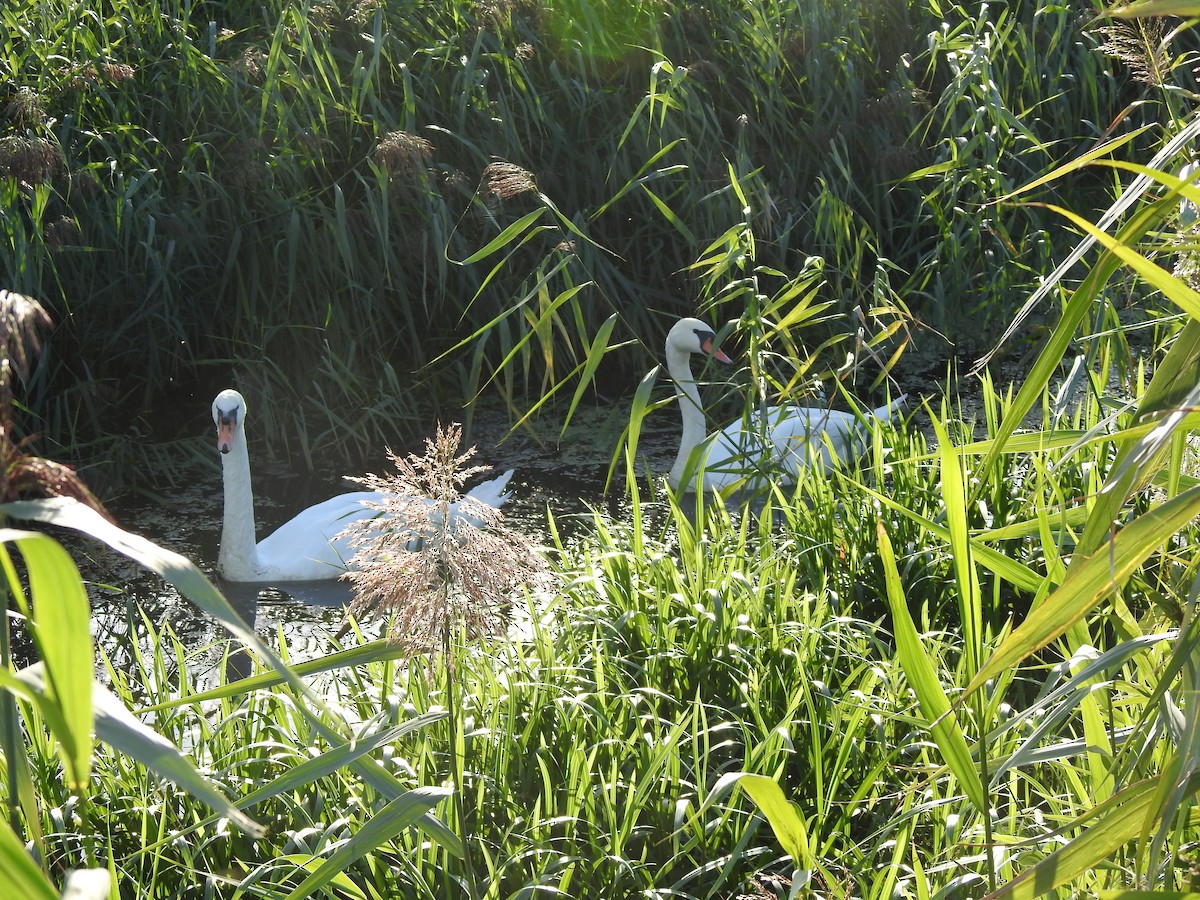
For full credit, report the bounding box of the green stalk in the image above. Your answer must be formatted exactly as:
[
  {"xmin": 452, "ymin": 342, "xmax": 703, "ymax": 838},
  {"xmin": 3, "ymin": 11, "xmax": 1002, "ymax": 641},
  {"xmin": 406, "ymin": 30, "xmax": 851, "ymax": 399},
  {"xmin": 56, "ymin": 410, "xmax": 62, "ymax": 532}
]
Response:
[
  {"xmin": 444, "ymin": 618, "xmax": 477, "ymax": 899},
  {"xmin": 0, "ymin": 582, "xmax": 21, "ymax": 838}
]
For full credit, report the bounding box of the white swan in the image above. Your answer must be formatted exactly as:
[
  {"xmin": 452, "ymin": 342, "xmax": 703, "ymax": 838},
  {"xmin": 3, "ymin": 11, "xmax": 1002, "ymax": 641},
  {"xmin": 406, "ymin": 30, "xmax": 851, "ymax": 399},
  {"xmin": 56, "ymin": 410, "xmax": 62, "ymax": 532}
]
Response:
[
  {"xmin": 664, "ymin": 318, "xmax": 907, "ymax": 491},
  {"xmin": 213, "ymin": 389, "xmax": 514, "ymax": 582}
]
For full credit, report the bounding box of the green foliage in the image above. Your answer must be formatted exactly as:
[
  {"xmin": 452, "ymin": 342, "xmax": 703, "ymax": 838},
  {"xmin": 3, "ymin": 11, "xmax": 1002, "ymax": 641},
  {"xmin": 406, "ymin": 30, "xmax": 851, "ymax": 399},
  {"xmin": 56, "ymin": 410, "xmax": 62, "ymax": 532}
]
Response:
[
  {"xmin": 0, "ymin": 0, "xmax": 1140, "ymax": 475},
  {"xmin": 6, "ymin": 0, "xmax": 1200, "ymax": 896}
]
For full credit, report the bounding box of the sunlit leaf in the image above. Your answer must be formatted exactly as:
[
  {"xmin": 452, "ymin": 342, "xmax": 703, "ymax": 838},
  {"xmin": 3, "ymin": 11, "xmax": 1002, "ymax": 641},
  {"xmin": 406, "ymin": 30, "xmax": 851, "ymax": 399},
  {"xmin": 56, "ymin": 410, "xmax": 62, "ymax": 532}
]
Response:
[
  {"xmin": 0, "ymin": 529, "xmax": 92, "ymax": 792},
  {"xmin": 0, "ymin": 816, "xmax": 55, "ymax": 900},
  {"xmin": 984, "ymin": 779, "xmax": 1159, "ymax": 900},
  {"xmin": 878, "ymin": 522, "xmax": 987, "ymax": 813},
  {"xmin": 283, "ymin": 787, "xmax": 451, "ymax": 899},
  {"xmin": 732, "ymin": 773, "xmax": 812, "ymax": 868},
  {"xmin": 1110, "ymin": 0, "xmax": 1200, "ymax": 15},
  {"xmin": 967, "ymin": 483, "xmax": 1200, "ymax": 695}
]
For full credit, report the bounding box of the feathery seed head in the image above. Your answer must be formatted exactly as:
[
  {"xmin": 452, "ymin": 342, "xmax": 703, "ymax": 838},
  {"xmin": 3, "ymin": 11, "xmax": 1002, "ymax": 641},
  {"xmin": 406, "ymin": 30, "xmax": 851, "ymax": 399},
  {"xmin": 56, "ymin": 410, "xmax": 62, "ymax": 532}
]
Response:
[{"xmin": 338, "ymin": 423, "xmax": 542, "ymax": 652}]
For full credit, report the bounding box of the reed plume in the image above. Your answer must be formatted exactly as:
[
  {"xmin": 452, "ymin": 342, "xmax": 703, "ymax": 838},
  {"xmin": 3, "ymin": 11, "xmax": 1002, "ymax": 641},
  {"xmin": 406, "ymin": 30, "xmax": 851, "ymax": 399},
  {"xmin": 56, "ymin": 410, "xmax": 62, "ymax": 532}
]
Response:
[{"xmin": 338, "ymin": 423, "xmax": 540, "ymax": 653}]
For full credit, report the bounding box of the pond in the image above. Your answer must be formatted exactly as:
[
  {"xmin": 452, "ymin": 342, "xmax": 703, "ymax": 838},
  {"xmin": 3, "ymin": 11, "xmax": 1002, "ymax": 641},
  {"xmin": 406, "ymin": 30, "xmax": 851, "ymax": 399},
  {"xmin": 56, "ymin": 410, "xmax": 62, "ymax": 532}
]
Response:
[{"xmin": 67, "ymin": 346, "xmax": 993, "ymax": 682}]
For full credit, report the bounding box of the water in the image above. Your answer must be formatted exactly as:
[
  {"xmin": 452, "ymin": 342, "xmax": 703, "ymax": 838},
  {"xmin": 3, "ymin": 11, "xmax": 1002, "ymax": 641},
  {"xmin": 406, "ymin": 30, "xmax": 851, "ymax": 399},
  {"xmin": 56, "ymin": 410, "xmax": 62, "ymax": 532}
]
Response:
[{"xmin": 69, "ymin": 352, "xmax": 1046, "ymax": 676}]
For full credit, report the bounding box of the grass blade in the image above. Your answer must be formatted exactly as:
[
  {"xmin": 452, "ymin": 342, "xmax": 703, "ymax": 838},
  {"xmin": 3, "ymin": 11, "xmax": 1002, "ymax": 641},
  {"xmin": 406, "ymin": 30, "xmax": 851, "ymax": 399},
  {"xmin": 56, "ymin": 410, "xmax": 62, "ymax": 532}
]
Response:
[
  {"xmin": 0, "ymin": 529, "xmax": 92, "ymax": 792},
  {"xmin": 878, "ymin": 522, "xmax": 987, "ymax": 814}
]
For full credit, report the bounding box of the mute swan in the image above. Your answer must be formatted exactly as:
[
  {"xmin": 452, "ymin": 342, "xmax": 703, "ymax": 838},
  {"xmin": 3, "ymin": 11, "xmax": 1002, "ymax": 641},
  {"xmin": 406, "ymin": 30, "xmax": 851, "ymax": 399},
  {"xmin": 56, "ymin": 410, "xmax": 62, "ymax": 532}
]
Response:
[
  {"xmin": 213, "ymin": 389, "xmax": 514, "ymax": 582},
  {"xmin": 664, "ymin": 317, "xmax": 907, "ymax": 491}
]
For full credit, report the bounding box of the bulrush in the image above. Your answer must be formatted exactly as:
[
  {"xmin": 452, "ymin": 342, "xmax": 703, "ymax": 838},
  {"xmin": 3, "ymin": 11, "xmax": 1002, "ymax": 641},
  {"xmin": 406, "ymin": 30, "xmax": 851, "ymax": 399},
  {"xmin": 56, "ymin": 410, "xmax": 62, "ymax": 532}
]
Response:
[
  {"xmin": 482, "ymin": 161, "xmax": 537, "ymax": 200},
  {"xmin": 373, "ymin": 130, "xmax": 433, "ymax": 179}
]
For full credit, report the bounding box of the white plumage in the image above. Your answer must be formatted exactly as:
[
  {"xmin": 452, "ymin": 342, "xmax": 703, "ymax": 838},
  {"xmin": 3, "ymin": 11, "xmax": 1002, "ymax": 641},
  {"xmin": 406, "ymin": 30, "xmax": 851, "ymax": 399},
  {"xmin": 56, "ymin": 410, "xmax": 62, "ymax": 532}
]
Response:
[
  {"xmin": 212, "ymin": 389, "xmax": 513, "ymax": 582},
  {"xmin": 664, "ymin": 318, "xmax": 906, "ymax": 492}
]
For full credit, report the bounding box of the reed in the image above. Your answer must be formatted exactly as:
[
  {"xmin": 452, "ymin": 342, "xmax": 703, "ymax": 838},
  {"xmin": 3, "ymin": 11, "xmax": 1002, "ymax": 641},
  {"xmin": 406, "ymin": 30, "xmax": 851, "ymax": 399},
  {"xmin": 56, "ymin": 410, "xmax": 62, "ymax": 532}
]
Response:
[{"xmin": 0, "ymin": 0, "xmax": 1142, "ymax": 475}]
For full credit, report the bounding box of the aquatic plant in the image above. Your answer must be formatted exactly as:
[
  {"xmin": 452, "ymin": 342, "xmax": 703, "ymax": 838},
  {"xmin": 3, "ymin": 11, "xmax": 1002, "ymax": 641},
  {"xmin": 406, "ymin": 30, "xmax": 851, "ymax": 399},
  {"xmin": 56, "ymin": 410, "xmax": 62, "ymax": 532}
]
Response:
[
  {"xmin": 338, "ymin": 423, "xmax": 540, "ymax": 651},
  {"xmin": 338, "ymin": 421, "xmax": 543, "ymax": 892},
  {"xmin": 0, "ymin": 0, "xmax": 1129, "ymax": 476}
]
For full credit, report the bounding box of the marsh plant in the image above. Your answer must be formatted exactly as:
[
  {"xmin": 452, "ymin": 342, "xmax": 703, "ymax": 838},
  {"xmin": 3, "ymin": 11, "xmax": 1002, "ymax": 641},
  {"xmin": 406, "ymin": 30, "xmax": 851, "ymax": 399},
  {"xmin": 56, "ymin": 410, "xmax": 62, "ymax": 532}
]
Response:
[
  {"xmin": 338, "ymin": 422, "xmax": 543, "ymax": 890},
  {"xmin": 338, "ymin": 422, "xmax": 541, "ymax": 652},
  {"xmin": 0, "ymin": 291, "xmax": 103, "ymax": 512}
]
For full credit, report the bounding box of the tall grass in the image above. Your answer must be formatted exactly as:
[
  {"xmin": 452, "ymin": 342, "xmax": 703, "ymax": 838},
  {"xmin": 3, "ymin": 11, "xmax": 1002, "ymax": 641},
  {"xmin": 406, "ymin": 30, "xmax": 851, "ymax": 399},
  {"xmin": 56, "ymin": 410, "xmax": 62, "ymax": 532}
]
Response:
[
  {"xmin": 4, "ymin": 0, "xmax": 1200, "ymax": 895},
  {"xmin": 8, "ymin": 359, "xmax": 1186, "ymax": 897},
  {"xmin": 0, "ymin": 0, "xmax": 1142, "ymax": 478}
]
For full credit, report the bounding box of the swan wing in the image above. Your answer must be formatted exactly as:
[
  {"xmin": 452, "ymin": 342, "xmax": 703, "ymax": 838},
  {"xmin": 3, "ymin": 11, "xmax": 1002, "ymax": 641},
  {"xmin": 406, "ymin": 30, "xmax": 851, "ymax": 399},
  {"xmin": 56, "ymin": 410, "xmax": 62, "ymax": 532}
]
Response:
[
  {"xmin": 464, "ymin": 469, "xmax": 514, "ymax": 509},
  {"xmin": 770, "ymin": 408, "xmax": 858, "ymax": 475},
  {"xmin": 771, "ymin": 399, "xmax": 905, "ymax": 475},
  {"xmin": 255, "ymin": 491, "xmax": 381, "ymax": 580},
  {"xmin": 684, "ymin": 419, "xmax": 775, "ymax": 490}
]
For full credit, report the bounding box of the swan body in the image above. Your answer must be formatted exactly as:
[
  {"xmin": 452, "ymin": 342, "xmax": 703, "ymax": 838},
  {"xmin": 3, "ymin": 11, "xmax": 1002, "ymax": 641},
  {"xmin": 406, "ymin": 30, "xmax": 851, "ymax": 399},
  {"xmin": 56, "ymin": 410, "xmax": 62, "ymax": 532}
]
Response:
[
  {"xmin": 212, "ymin": 389, "xmax": 513, "ymax": 582},
  {"xmin": 664, "ymin": 318, "xmax": 906, "ymax": 491}
]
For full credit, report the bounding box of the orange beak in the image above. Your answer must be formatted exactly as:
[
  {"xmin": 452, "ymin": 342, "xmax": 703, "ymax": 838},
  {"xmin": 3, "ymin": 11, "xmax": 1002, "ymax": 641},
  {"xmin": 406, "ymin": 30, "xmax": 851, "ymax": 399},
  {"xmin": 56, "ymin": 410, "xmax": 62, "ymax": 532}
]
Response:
[
  {"xmin": 703, "ymin": 336, "xmax": 732, "ymax": 364},
  {"xmin": 216, "ymin": 414, "xmax": 237, "ymax": 455}
]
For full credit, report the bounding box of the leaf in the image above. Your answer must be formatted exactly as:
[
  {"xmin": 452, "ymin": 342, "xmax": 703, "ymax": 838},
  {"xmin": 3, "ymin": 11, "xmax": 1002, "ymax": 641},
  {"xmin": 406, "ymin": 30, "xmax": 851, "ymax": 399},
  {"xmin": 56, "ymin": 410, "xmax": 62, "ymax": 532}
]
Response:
[
  {"xmin": 983, "ymin": 779, "xmax": 1159, "ymax": 900},
  {"xmin": 283, "ymin": 787, "xmax": 451, "ymax": 899},
  {"xmin": 13, "ymin": 665, "xmax": 263, "ymax": 837},
  {"xmin": 456, "ymin": 208, "xmax": 547, "ymax": 265},
  {"xmin": 140, "ymin": 639, "xmax": 411, "ymax": 711},
  {"xmin": 929, "ymin": 416, "xmax": 982, "ymax": 674},
  {"xmin": 562, "ymin": 313, "xmax": 619, "ymax": 434},
  {"xmin": 0, "ymin": 816, "xmax": 56, "ymax": 900},
  {"xmin": 1110, "ymin": 0, "xmax": 1200, "ymax": 15},
  {"xmin": 967, "ymin": 482, "xmax": 1200, "ymax": 695},
  {"xmin": 0, "ymin": 529, "xmax": 92, "ymax": 792},
  {"xmin": 877, "ymin": 523, "xmax": 988, "ymax": 814},
  {"xmin": 731, "ymin": 773, "xmax": 812, "ymax": 869}
]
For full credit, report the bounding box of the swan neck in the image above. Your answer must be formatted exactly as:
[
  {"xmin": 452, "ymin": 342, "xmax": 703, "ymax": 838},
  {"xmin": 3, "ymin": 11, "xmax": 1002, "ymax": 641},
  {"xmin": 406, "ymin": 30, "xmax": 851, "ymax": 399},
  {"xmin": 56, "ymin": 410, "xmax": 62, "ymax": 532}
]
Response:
[
  {"xmin": 667, "ymin": 345, "xmax": 708, "ymax": 488},
  {"xmin": 218, "ymin": 429, "xmax": 260, "ymax": 578}
]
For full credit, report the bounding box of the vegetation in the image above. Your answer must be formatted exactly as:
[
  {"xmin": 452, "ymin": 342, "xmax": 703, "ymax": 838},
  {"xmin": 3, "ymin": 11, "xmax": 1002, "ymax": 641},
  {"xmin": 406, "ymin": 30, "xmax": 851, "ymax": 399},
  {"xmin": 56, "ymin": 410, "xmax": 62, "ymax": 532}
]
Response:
[
  {"xmin": 0, "ymin": 0, "xmax": 1138, "ymax": 478},
  {"xmin": 1, "ymin": 0, "xmax": 1200, "ymax": 898}
]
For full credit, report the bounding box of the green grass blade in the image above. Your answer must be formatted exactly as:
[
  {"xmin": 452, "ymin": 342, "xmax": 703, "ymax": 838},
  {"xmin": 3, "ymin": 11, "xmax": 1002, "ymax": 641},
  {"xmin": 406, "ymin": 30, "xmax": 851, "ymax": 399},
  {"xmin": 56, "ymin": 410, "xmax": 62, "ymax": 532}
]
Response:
[
  {"xmin": 984, "ymin": 778, "xmax": 1159, "ymax": 900},
  {"xmin": 732, "ymin": 773, "xmax": 812, "ymax": 870},
  {"xmin": 283, "ymin": 787, "xmax": 451, "ymax": 900},
  {"xmin": 1111, "ymin": 0, "xmax": 1200, "ymax": 16},
  {"xmin": 968, "ymin": 482, "xmax": 1200, "ymax": 695},
  {"xmin": 457, "ymin": 208, "xmax": 547, "ymax": 265},
  {"xmin": 0, "ymin": 816, "xmax": 55, "ymax": 900},
  {"xmin": 562, "ymin": 312, "xmax": 619, "ymax": 433},
  {"xmin": 929, "ymin": 414, "xmax": 982, "ymax": 674},
  {"xmin": 0, "ymin": 529, "xmax": 92, "ymax": 792},
  {"xmin": 878, "ymin": 522, "xmax": 987, "ymax": 814}
]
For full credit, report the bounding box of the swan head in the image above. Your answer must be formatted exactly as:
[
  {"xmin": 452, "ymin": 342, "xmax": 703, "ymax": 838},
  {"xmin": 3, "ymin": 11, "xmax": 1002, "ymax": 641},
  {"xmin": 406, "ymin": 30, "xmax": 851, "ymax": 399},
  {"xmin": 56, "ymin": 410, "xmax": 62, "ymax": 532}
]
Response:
[
  {"xmin": 666, "ymin": 317, "xmax": 732, "ymax": 363},
  {"xmin": 212, "ymin": 389, "xmax": 247, "ymax": 455}
]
